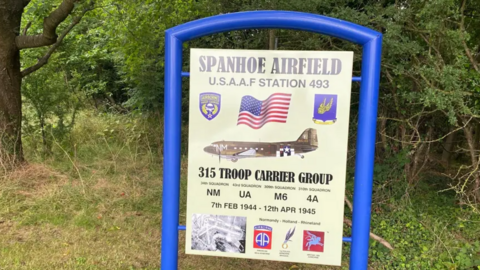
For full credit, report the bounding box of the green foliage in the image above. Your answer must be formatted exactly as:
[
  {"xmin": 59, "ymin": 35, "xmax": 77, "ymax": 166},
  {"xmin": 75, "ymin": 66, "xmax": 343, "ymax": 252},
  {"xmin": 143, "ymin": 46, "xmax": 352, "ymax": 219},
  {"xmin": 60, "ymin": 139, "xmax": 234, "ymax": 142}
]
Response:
[
  {"xmin": 25, "ymin": 0, "xmax": 58, "ymax": 20},
  {"xmin": 96, "ymin": 0, "xmax": 213, "ymax": 111},
  {"xmin": 22, "ymin": 58, "xmax": 82, "ymax": 156},
  {"xmin": 9, "ymin": 0, "xmax": 480, "ymax": 268},
  {"xmin": 367, "ymin": 182, "xmax": 480, "ymax": 269},
  {"xmin": 6, "ymin": 112, "xmax": 480, "ymax": 269}
]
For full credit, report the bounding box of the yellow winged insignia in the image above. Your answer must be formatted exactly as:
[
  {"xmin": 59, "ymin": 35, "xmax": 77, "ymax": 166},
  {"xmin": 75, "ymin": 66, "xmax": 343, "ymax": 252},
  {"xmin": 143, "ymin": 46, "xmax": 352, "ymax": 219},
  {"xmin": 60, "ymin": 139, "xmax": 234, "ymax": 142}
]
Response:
[
  {"xmin": 318, "ymin": 98, "xmax": 333, "ymax": 114},
  {"xmin": 201, "ymin": 104, "xmax": 208, "ymax": 115},
  {"xmin": 212, "ymin": 104, "xmax": 218, "ymax": 115}
]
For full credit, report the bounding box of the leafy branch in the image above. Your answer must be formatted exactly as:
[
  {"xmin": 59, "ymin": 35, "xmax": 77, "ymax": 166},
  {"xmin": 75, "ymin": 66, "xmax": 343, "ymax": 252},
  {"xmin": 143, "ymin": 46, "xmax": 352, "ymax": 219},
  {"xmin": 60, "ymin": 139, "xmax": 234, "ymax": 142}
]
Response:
[{"xmin": 21, "ymin": 5, "xmax": 94, "ymax": 78}]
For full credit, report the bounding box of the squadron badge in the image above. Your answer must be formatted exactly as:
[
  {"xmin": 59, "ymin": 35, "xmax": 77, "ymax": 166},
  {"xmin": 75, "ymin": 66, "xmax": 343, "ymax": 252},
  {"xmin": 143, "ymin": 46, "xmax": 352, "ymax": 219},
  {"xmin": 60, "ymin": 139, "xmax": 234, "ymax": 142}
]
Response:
[
  {"xmin": 199, "ymin": 92, "xmax": 221, "ymax": 120},
  {"xmin": 313, "ymin": 94, "xmax": 338, "ymax": 125}
]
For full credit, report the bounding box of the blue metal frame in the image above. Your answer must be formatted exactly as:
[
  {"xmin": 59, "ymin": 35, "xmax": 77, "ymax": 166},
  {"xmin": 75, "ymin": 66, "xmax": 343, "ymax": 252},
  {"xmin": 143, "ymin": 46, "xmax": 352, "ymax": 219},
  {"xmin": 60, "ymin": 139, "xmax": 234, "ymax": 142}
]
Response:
[{"xmin": 162, "ymin": 10, "xmax": 382, "ymax": 270}]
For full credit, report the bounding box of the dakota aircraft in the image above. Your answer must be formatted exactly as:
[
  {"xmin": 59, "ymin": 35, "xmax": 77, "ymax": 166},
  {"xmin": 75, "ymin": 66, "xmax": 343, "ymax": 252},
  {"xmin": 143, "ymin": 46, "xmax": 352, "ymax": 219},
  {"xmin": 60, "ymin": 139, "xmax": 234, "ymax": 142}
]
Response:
[{"xmin": 203, "ymin": 128, "xmax": 318, "ymax": 162}]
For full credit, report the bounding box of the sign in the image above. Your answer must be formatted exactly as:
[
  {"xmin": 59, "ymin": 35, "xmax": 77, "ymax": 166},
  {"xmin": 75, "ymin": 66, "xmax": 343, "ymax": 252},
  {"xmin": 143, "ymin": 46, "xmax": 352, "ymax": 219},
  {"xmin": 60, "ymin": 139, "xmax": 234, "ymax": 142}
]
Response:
[
  {"xmin": 185, "ymin": 48, "xmax": 353, "ymax": 266},
  {"xmin": 162, "ymin": 10, "xmax": 383, "ymax": 270}
]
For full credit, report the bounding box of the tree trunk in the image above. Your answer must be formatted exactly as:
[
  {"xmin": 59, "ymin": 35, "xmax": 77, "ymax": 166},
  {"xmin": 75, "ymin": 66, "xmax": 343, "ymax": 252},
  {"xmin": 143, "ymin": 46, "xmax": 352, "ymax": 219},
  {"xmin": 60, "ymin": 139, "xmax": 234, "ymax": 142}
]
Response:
[
  {"xmin": 39, "ymin": 114, "xmax": 50, "ymax": 156},
  {"xmin": 376, "ymin": 113, "xmax": 387, "ymax": 160},
  {"xmin": 269, "ymin": 30, "xmax": 276, "ymax": 50},
  {"xmin": 441, "ymin": 129, "xmax": 457, "ymax": 168},
  {"xmin": 462, "ymin": 119, "xmax": 480, "ymax": 202},
  {"xmin": 0, "ymin": 1, "xmax": 25, "ymax": 164},
  {"xmin": 474, "ymin": 122, "xmax": 480, "ymax": 149}
]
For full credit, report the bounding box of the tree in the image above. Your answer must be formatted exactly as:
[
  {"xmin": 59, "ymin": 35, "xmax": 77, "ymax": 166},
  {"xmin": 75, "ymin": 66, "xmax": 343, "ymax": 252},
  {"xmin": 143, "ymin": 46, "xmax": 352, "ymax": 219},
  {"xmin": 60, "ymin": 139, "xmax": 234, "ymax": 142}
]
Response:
[{"xmin": 0, "ymin": 0, "xmax": 89, "ymax": 164}]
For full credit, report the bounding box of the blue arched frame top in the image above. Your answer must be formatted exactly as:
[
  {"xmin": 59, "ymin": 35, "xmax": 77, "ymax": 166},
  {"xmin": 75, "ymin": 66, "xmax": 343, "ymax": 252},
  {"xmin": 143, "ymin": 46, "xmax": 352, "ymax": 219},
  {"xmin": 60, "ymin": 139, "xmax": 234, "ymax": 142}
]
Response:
[{"xmin": 162, "ymin": 10, "xmax": 382, "ymax": 270}]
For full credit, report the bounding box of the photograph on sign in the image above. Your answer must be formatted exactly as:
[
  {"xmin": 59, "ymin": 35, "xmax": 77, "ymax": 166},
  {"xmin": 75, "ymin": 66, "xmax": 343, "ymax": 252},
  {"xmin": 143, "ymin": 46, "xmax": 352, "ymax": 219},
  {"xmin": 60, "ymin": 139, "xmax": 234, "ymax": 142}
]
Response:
[
  {"xmin": 190, "ymin": 214, "xmax": 247, "ymax": 253},
  {"xmin": 185, "ymin": 48, "xmax": 354, "ymax": 266}
]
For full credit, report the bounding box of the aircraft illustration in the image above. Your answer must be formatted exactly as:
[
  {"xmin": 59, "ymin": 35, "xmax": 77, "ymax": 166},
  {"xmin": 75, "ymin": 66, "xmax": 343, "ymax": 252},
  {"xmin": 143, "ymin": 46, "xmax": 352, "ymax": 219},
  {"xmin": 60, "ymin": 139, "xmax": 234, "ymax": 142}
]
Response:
[{"xmin": 203, "ymin": 128, "xmax": 318, "ymax": 162}]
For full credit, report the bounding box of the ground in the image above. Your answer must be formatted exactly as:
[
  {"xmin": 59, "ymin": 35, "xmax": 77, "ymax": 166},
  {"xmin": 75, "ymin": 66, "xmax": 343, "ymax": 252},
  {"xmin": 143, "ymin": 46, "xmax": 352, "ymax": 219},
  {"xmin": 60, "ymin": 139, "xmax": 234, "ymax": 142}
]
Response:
[{"xmin": 0, "ymin": 112, "xmax": 479, "ymax": 269}]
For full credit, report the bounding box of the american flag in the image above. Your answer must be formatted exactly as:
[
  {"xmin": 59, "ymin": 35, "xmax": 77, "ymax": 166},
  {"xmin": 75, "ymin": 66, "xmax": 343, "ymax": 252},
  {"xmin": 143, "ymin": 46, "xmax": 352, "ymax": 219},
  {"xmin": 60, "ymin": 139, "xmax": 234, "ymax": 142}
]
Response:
[{"xmin": 237, "ymin": 93, "xmax": 292, "ymax": 129}]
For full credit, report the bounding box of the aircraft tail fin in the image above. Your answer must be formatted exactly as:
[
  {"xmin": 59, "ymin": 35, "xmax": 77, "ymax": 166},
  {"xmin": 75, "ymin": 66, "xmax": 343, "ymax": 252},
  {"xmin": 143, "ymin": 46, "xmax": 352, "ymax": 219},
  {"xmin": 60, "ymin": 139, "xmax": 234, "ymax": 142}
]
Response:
[{"xmin": 296, "ymin": 128, "xmax": 318, "ymax": 147}]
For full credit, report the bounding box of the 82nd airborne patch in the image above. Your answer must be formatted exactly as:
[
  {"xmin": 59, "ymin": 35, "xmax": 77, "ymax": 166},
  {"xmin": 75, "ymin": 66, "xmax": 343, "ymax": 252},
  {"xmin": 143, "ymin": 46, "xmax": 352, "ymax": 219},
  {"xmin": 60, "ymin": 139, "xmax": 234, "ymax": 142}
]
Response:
[{"xmin": 253, "ymin": 225, "xmax": 272, "ymax": 250}]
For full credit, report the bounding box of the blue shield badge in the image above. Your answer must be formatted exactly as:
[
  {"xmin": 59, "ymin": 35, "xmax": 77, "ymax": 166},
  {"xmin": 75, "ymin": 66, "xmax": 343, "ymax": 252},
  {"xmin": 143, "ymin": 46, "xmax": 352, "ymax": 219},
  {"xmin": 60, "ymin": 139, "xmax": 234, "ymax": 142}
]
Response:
[
  {"xmin": 200, "ymin": 92, "xmax": 221, "ymax": 120},
  {"xmin": 313, "ymin": 94, "xmax": 337, "ymax": 125}
]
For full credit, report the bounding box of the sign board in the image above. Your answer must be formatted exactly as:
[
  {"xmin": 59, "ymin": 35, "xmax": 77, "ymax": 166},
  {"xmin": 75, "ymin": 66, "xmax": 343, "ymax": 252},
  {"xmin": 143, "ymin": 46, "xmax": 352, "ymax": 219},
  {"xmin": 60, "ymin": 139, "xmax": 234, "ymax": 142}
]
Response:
[{"xmin": 185, "ymin": 48, "xmax": 354, "ymax": 266}]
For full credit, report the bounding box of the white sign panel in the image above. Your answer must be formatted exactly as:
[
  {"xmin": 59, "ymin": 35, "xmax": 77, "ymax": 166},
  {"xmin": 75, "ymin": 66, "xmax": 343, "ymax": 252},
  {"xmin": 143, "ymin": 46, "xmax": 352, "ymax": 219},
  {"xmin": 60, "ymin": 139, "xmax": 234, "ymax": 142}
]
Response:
[{"xmin": 185, "ymin": 48, "xmax": 353, "ymax": 266}]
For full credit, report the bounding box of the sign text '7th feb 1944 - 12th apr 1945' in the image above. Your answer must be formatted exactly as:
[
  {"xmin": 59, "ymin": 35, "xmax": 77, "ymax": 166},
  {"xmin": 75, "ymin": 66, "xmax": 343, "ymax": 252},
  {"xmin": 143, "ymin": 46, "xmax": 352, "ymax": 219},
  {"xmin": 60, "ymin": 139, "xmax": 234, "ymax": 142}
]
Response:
[{"xmin": 184, "ymin": 48, "xmax": 354, "ymax": 267}]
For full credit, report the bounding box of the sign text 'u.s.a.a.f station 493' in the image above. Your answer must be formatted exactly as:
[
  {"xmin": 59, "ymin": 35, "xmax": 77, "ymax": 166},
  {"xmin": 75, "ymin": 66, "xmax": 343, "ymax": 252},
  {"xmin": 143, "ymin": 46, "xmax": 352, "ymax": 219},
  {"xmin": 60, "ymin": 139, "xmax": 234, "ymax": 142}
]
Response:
[{"xmin": 185, "ymin": 48, "xmax": 353, "ymax": 267}]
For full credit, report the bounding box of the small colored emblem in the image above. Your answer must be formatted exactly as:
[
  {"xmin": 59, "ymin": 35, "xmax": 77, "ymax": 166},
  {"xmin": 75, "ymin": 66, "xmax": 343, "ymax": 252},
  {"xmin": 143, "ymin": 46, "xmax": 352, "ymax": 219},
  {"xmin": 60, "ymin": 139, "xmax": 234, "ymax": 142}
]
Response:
[
  {"xmin": 302, "ymin": 230, "xmax": 324, "ymax": 252},
  {"xmin": 282, "ymin": 226, "xmax": 295, "ymax": 249},
  {"xmin": 253, "ymin": 225, "xmax": 272, "ymax": 249},
  {"xmin": 200, "ymin": 92, "xmax": 221, "ymax": 120},
  {"xmin": 313, "ymin": 94, "xmax": 337, "ymax": 125},
  {"xmin": 277, "ymin": 145, "xmax": 295, "ymax": 157}
]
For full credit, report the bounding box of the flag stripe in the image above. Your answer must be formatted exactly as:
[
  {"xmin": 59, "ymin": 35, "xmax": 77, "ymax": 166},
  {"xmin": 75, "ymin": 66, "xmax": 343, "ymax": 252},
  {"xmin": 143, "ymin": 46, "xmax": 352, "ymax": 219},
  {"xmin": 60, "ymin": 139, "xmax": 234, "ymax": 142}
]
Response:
[
  {"xmin": 237, "ymin": 119, "xmax": 287, "ymax": 127},
  {"xmin": 263, "ymin": 93, "xmax": 292, "ymax": 100},
  {"xmin": 238, "ymin": 111, "xmax": 289, "ymax": 119},
  {"xmin": 262, "ymin": 97, "xmax": 291, "ymax": 104},
  {"xmin": 252, "ymin": 106, "xmax": 290, "ymax": 113},
  {"xmin": 261, "ymin": 102, "xmax": 291, "ymax": 109},
  {"xmin": 260, "ymin": 105, "xmax": 290, "ymax": 112},
  {"xmin": 262, "ymin": 98, "xmax": 292, "ymax": 106},
  {"xmin": 262, "ymin": 97, "xmax": 291, "ymax": 105},
  {"xmin": 238, "ymin": 115, "xmax": 288, "ymax": 124}
]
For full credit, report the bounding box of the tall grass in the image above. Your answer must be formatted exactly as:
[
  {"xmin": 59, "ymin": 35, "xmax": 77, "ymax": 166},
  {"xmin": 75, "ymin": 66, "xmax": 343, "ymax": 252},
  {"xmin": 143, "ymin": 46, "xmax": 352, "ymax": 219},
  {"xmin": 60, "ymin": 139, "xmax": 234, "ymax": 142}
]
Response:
[
  {"xmin": 1, "ymin": 111, "xmax": 166, "ymax": 269},
  {"xmin": 1, "ymin": 111, "xmax": 479, "ymax": 269}
]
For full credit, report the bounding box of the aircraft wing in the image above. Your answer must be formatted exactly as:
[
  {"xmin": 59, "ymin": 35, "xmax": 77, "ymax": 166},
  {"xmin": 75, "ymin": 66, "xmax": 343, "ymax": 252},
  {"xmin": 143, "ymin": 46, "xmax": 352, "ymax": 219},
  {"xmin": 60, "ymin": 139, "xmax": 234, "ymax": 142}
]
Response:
[{"xmin": 235, "ymin": 149, "xmax": 256, "ymax": 156}]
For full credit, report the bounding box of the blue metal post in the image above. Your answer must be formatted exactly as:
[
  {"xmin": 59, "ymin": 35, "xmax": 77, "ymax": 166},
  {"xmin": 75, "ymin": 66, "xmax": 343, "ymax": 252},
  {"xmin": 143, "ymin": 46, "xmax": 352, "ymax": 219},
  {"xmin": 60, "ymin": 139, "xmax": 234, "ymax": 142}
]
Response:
[
  {"xmin": 161, "ymin": 34, "xmax": 183, "ymax": 270},
  {"xmin": 349, "ymin": 37, "xmax": 383, "ymax": 269}
]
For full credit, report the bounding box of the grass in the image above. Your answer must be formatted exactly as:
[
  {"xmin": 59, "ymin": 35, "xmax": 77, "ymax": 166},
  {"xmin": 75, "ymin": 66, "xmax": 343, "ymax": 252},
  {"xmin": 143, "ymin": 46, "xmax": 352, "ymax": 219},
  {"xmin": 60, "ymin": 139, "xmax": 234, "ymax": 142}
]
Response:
[{"xmin": 0, "ymin": 111, "xmax": 479, "ymax": 269}]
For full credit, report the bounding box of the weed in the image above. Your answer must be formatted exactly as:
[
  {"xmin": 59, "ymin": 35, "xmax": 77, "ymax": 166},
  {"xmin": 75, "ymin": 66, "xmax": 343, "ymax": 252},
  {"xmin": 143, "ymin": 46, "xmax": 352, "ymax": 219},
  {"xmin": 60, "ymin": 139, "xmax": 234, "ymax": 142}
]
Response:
[{"xmin": 1, "ymin": 112, "xmax": 478, "ymax": 269}]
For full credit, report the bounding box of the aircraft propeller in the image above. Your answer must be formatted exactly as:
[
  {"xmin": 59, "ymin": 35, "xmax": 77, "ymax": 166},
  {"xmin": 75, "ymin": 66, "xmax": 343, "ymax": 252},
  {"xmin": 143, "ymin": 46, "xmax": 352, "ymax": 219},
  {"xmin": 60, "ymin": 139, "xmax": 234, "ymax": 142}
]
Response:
[{"xmin": 216, "ymin": 145, "xmax": 221, "ymax": 163}]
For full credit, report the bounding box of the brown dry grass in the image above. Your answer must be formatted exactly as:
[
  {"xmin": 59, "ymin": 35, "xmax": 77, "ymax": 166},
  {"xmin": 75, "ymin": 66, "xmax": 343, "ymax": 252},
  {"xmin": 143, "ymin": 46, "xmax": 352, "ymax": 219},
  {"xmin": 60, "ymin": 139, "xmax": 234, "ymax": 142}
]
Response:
[
  {"xmin": 0, "ymin": 159, "xmax": 347, "ymax": 270},
  {"xmin": 0, "ymin": 113, "xmax": 350, "ymax": 269},
  {"xmin": 4, "ymin": 163, "xmax": 68, "ymax": 197}
]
